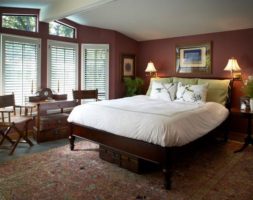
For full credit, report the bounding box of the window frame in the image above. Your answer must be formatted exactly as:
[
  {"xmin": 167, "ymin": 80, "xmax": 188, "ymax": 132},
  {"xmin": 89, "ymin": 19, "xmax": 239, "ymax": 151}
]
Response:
[
  {"xmin": 49, "ymin": 20, "xmax": 76, "ymax": 39},
  {"xmin": 81, "ymin": 43, "xmax": 110, "ymax": 100},
  {"xmin": 0, "ymin": 33, "xmax": 41, "ymax": 102},
  {"xmin": 47, "ymin": 39, "xmax": 78, "ymax": 98},
  {"xmin": 1, "ymin": 13, "xmax": 38, "ymax": 32}
]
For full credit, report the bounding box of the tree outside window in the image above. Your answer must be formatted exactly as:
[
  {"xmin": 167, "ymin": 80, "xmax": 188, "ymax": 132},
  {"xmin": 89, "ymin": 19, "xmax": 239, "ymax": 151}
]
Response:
[
  {"xmin": 2, "ymin": 15, "xmax": 37, "ymax": 32},
  {"xmin": 49, "ymin": 21, "xmax": 75, "ymax": 38}
]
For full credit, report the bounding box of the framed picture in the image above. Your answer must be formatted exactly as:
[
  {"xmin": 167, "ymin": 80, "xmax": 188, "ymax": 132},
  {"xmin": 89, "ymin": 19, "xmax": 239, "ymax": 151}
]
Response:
[
  {"xmin": 121, "ymin": 54, "xmax": 135, "ymax": 78},
  {"xmin": 240, "ymin": 96, "xmax": 250, "ymax": 110},
  {"xmin": 176, "ymin": 42, "xmax": 211, "ymax": 74}
]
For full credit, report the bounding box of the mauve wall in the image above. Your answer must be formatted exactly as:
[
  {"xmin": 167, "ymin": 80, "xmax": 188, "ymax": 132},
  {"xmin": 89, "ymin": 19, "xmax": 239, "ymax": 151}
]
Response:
[
  {"xmin": 78, "ymin": 26, "xmax": 139, "ymax": 98},
  {"xmin": 137, "ymin": 28, "xmax": 253, "ymax": 133},
  {"xmin": 138, "ymin": 28, "xmax": 253, "ymax": 108},
  {"xmin": 115, "ymin": 33, "xmax": 139, "ymax": 97}
]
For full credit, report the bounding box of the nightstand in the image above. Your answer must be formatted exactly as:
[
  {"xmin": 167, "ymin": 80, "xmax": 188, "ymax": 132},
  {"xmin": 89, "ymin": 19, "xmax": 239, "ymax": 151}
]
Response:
[{"xmin": 231, "ymin": 108, "xmax": 253, "ymax": 152}]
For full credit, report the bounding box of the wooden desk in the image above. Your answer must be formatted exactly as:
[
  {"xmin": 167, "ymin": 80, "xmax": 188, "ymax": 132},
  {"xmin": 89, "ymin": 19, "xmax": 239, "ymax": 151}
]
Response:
[{"xmin": 32, "ymin": 100, "xmax": 77, "ymax": 143}]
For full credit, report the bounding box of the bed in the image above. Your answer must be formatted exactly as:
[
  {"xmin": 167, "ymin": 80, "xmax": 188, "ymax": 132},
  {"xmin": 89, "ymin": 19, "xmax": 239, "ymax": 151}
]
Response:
[{"xmin": 67, "ymin": 77, "xmax": 232, "ymax": 189}]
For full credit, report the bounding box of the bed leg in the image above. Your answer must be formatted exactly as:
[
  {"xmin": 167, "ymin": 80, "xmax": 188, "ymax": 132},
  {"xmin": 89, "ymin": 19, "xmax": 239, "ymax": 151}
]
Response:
[
  {"xmin": 162, "ymin": 148, "xmax": 172, "ymax": 190},
  {"xmin": 69, "ymin": 135, "xmax": 75, "ymax": 151},
  {"xmin": 163, "ymin": 166, "xmax": 172, "ymax": 190}
]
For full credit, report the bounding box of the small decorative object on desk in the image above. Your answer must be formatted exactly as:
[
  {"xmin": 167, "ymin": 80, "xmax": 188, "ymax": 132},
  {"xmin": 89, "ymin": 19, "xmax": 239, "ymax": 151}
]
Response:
[{"xmin": 242, "ymin": 76, "xmax": 253, "ymax": 111}]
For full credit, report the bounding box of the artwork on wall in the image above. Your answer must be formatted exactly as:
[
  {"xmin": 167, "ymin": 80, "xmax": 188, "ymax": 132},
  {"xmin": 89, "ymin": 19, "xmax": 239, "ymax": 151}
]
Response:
[
  {"xmin": 121, "ymin": 54, "xmax": 135, "ymax": 78},
  {"xmin": 176, "ymin": 42, "xmax": 211, "ymax": 74}
]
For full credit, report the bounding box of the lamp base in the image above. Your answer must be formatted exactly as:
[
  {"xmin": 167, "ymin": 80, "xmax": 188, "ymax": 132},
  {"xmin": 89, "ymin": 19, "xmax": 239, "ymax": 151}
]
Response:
[{"xmin": 233, "ymin": 72, "xmax": 242, "ymax": 80}]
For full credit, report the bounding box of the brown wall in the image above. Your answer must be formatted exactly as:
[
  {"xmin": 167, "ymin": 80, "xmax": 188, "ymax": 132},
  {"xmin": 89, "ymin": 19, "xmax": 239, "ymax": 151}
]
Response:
[
  {"xmin": 137, "ymin": 28, "xmax": 253, "ymax": 133},
  {"xmin": 115, "ymin": 33, "xmax": 139, "ymax": 97},
  {"xmin": 137, "ymin": 28, "xmax": 253, "ymax": 108},
  {"xmin": 78, "ymin": 27, "xmax": 139, "ymax": 98}
]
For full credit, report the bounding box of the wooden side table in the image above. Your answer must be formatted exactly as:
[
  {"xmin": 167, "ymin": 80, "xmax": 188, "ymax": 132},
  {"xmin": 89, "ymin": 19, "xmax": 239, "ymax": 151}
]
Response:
[{"xmin": 232, "ymin": 108, "xmax": 253, "ymax": 152}]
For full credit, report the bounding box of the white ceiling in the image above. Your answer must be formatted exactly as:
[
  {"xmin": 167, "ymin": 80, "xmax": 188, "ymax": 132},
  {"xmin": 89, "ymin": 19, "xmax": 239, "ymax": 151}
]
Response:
[{"xmin": 1, "ymin": 0, "xmax": 253, "ymax": 41}]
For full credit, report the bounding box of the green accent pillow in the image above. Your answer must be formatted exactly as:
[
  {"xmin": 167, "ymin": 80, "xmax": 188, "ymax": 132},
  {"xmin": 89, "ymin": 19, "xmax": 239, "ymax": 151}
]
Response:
[
  {"xmin": 172, "ymin": 77, "xmax": 198, "ymax": 85},
  {"xmin": 146, "ymin": 77, "xmax": 173, "ymax": 95},
  {"xmin": 197, "ymin": 79, "xmax": 230, "ymax": 105}
]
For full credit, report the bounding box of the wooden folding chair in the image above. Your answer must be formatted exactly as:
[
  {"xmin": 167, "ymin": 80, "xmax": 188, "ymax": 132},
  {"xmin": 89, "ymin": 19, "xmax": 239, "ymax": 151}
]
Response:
[
  {"xmin": 0, "ymin": 93, "xmax": 33, "ymax": 155},
  {"xmin": 72, "ymin": 89, "xmax": 99, "ymax": 105}
]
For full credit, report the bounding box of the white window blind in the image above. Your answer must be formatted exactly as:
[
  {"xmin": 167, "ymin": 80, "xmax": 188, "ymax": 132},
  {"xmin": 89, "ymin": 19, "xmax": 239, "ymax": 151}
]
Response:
[
  {"xmin": 1, "ymin": 34, "xmax": 41, "ymax": 104},
  {"xmin": 82, "ymin": 44, "xmax": 109, "ymax": 100},
  {"xmin": 48, "ymin": 40, "xmax": 78, "ymax": 99}
]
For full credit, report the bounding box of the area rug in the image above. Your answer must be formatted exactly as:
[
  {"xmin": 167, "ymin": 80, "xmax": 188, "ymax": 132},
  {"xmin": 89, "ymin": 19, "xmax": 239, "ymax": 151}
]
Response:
[{"xmin": 0, "ymin": 139, "xmax": 253, "ymax": 200}]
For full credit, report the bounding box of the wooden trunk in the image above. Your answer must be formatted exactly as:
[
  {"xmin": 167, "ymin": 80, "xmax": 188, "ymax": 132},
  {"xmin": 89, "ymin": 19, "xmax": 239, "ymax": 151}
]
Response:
[
  {"xmin": 33, "ymin": 113, "xmax": 69, "ymax": 142},
  {"xmin": 99, "ymin": 145, "xmax": 158, "ymax": 174}
]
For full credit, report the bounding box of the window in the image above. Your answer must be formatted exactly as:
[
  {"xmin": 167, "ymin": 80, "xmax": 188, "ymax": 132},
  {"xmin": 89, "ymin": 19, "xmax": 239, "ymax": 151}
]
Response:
[
  {"xmin": 48, "ymin": 40, "xmax": 78, "ymax": 99},
  {"xmin": 1, "ymin": 34, "xmax": 41, "ymax": 104},
  {"xmin": 49, "ymin": 21, "xmax": 75, "ymax": 38},
  {"xmin": 82, "ymin": 44, "xmax": 109, "ymax": 100},
  {"xmin": 2, "ymin": 14, "xmax": 37, "ymax": 32}
]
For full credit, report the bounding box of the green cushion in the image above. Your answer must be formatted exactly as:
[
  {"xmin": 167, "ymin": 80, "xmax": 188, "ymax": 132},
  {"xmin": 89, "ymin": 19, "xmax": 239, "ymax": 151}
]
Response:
[
  {"xmin": 172, "ymin": 77, "xmax": 198, "ymax": 85},
  {"xmin": 146, "ymin": 77, "xmax": 173, "ymax": 95},
  {"xmin": 197, "ymin": 79, "xmax": 231, "ymax": 105}
]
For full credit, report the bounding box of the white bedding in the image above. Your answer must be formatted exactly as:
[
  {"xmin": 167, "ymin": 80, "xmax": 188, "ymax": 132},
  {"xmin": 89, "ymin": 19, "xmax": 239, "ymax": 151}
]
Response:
[{"xmin": 68, "ymin": 95, "xmax": 229, "ymax": 147}]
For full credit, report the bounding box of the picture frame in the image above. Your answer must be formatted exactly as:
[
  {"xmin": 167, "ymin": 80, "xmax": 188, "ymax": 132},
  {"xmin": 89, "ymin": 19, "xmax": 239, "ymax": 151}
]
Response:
[
  {"xmin": 175, "ymin": 42, "xmax": 211, "ymax": 74},
  {"xmin": 121, "ymin": 54, "xmax": 135, "ymax": 78},
  {"xmin": 240, "ymin": 96, "xmax": 250, "ymax": 110}
]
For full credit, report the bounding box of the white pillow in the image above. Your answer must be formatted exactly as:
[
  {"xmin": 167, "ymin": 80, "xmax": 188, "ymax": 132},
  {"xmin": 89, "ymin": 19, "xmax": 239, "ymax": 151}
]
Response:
[
  {"xmin": 176, "ymin": 82, "xmax": 208, "ymax": 103},
  {"xmin": 150, "ymin": 81, "xmax": 177, "ymax": 101}
]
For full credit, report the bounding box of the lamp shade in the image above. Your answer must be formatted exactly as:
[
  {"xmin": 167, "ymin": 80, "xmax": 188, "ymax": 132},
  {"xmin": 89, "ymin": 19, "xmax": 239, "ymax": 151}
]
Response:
[
  {"xmin": 224, "ymin": 58, "xmax": 241, "ymax": 72},
  {"xmin": 145, "ymin": 61, "xmax": 157, "ymax": 73}
]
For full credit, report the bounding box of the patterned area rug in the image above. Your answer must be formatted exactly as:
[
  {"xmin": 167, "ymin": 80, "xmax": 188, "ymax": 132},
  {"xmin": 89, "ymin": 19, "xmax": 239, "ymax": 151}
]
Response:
[{"xmin": 0, "ymin": 139, "xmax": 253, "ymax": 200}]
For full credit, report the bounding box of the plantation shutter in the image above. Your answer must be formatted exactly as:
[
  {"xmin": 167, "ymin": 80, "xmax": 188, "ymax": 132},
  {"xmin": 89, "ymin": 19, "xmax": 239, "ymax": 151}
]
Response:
[
  {"xmin": 82, "ymin": 44, "xmax": 109, "ymax": 100},
  {"xmin": 48, "ymin": 40, "xmax": 77, "ymax": 99},
  {"xmin": 1, "ymin": 34, "xmax": 41, "ymax": 104}
]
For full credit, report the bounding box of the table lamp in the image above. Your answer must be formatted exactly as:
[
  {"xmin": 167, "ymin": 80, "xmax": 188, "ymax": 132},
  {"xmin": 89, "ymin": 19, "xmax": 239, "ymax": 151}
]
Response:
[
  {"xmin": 224, "ymin": 57, "xmax": 241, "ymax": 79},
  {"xmin": 145, "ymin": 61, "xmax": 157, "ymax": 77}
]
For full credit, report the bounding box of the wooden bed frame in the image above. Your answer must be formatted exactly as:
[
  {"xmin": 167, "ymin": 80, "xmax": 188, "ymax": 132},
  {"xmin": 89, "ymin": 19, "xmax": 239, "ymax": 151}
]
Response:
[
  {"xmin": 69, "ymin": 123, "xmax": 173, "ymax": 189},
  {"xmin": 69, "ymin": 78, "xmax": 233, "ymax": 190}
]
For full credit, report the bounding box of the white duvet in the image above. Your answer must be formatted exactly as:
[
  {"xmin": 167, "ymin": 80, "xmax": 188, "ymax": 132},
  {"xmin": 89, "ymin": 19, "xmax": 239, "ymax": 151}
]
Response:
[{"xmin": 68, "ymin": 95, "xmax": 229, "ymax": 147}]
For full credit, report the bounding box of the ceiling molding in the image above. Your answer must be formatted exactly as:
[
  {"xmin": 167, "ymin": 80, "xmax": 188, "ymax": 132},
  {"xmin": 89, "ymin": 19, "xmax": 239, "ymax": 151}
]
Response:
[{"xmin": 39, "ymin": 0, "xmax": 117, "ymax": 22}]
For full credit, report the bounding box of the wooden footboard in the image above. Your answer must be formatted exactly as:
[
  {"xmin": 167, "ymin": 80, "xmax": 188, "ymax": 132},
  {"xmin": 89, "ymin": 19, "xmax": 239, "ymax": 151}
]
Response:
[{"xmin": 69, "ymin": 122, "xmax": 173, "ymax": 190}]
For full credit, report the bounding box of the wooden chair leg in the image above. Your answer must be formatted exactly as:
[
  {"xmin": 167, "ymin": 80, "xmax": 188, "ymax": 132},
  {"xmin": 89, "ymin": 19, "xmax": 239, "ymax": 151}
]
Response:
[
  {"xmin": 9, "ymin": 135, "xmax": 22, "ymax": 155},
  {"xmin": 4, "ymin": 125, "xmax": 34, "ymax": 155},
  {"xmin": 1, "ymin": 120, "xmax": 33, "ymax": 155},
  {"xmin": 13, "ymin": 125, "xmax": 33, "ymax": 147},
  {"xmin": 24, "ymin": 121, "xmax": 33, "ymax": 146},
  {"xmin": 0, "ymin": 127, "xmax": 14, "ymax": 145},
  {"xmin": 23, "ymin": 135, "xmax": 33, "ymax": 146}
]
